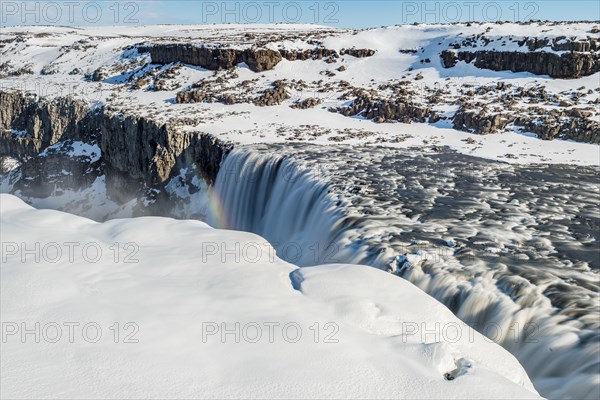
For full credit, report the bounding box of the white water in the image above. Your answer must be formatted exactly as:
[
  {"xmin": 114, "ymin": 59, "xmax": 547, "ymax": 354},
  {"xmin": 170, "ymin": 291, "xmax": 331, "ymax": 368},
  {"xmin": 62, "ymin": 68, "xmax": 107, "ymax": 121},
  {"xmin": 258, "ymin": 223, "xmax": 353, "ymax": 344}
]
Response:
[
  {"xmin": 209, "ymin": 149, "xmax": 355, "ymax": 267},
  {"xmin": 210, "ymin": 147, "xmax": 600, "ymax": 400}
]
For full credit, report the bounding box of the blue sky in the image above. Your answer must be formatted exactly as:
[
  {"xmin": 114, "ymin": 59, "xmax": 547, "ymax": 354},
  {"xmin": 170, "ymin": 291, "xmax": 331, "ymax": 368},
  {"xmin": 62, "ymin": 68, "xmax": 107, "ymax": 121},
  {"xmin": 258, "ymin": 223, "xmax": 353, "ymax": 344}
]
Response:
[{"xmin": 1, "ymin": 1, "xmax": 599, "ymax": 28}]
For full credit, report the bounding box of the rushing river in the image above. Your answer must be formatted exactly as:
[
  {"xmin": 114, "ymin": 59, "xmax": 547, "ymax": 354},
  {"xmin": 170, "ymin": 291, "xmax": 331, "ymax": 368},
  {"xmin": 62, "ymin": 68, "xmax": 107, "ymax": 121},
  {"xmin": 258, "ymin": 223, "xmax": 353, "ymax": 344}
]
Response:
[{"xmin": 209, "ymin": 144, "xmax": 600, "ymax": 400}]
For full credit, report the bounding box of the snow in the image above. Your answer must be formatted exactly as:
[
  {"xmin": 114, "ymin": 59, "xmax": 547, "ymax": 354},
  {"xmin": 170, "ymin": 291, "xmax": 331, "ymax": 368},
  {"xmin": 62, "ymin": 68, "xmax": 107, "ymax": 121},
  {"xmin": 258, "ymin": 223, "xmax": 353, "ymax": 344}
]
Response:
[
  {"xmin": 11, "ymin": 175, "xmax": 137, "ymax": 221},
  {"xmin": 39, "ymin": 141, "xmax": 101, "ymax": 162},
  {"xmin": 0, "ymin": 157, "xmax": 22, "ymax": 193},
  {"xmin": 191, "ymin": 103, "xmax": 600, "ymax": 165},
  {"xmin": 0, "ymin": 194, "xmax": 540, "ymax": 399},
  {"xmin": 1, "ymin": 22, "xmax": 598, "ymax": 166}
]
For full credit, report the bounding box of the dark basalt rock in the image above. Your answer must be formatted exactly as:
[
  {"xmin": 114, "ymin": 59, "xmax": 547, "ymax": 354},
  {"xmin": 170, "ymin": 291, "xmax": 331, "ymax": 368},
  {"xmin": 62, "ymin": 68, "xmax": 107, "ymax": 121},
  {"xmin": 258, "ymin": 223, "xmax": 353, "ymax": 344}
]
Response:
[
  {"xmin": 100, "ymin": 111, "xmax": 232, "ymax": 201},
  {"xmin": 440, "ymin": 49, "xmax": 599, "ymax": 79},
  {"xmin": 253, "ymin": 80, "xmax": 290, "ymax": 107},
  {"xmin": 176, "ymin": 89, "xmax": 207, "ymax": 104},
  {"xmin": 1, "ymin": 90, "xmax": 233, "ymax": 204},
  {"xmin": 15, "ymin": 142, "xmax": 102, "ymax": 198},
  {"xmin": 91, "ymin": 67, "xmax": 108, "ymax": 82},
  {"xmin": 138, "ymin": 44, "xmax": 282, "ymax": 72},
  {"xmin": 440, "ymin": 50, "xmax": 458, "ymax": 68},
  {"xmin": 291, "ymin": 98, "xmax": 322, "ymax": 109},
  {"xmin": 279, "ymin": 48, "xmax": 338, "ymax": 61},
  {"xmin": 452, "ymin": 107, "xmax": 516, "ymax": 135},
  {"xmin": 519, "ymin": 37, "xmax": 599, "ymax": 52},
  {"xmin": 451, "ymin": 103, "xmax": 600, "ymax": 143},
  {"xmin": 549, "ymin": 37, "xmax": 600, "ymax": 52},
  {"xmin": 140, "ymin": 44, "xmax": 375, "ymax": 72},
  {"xmin": 340, "ymin": 48, "xmax": 376, "ymax": 58},
  {"xmin": 334, "ymin": 95, "xmax": 437, "ymax": 124},
  {"xmin": 175, "ymin": 77, "xmax": 291, "ymax": 107},
  {"xmin": 515, "ymin": 108, "xmax": 600, "ymax": 144},
  {"xmin": 243, "ymin": 48, "xmax": 283, "ymax": 72},
  {"xmin": 0, "ymin": 91, "xmax": 96, "ymax": 157}
]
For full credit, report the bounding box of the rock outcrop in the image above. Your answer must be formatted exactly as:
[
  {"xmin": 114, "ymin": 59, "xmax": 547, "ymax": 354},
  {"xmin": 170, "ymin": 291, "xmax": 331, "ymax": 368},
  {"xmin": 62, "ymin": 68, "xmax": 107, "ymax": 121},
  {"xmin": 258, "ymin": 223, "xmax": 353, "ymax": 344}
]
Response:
[
  {"xmin": 451, "ymin": 103, "xmax": 600, "ymax": 143},
  {"xmin": 101, "ymin": 111, "xmax": 232, "ymax": 201},
  {"xmin": 14, "ymin": 141, "xmax": 102, "ymax": 198},
  {"xmin": 279, "ymin": 48, "xmax": 338, "ymax": 61},
  {"xmin": 138, "ymin": 44, "xmax": 282, "ymax": 72},
  {"xmin": 333, "ymin": 95, "xmax": 438, "ymax": 123},
  {"xmin": 515, "ymin": 107, "xmax": 600, "ymax": 143},
  {"xmin": 0, "ymin": 91, "xmax": 95, "ymax": 157},
  {"xmin": 176, "ymin": 78, "xmax": 290, "ymax": 107},
  {"xmin": 441, "ymin": 50, "xmax": 600, "ymax": 79},
  {"xmin": 139, "ymin": 44, "xmax": 375, "ymax": 72},
  {"xmin": 253, "ymin": 80, "xmax": 290, "ymax": 106},
  {"xmin": 524, "ymin": 36, "xmax": 600, "ymax": 52},
  {"xmin": 291, "ymin": 98, "xmax": 322, "ymax": 109},
  {"xmin": 279, "ymin": 47, "xmax": 375, "ymax": 62},
  {"xmin": 452, "ymin": 107, "xmax": 516, "ymax": 135}
]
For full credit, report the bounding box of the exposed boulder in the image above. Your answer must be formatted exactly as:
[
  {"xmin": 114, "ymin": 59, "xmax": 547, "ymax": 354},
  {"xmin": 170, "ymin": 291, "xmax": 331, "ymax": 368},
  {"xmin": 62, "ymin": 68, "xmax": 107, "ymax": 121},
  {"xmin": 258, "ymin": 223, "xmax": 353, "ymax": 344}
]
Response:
[
  {"xmin": 452, "ymin": 107, "xmax": 515, "ymax": 135},
  {"xmin": 253, "ymin": 80, "xmax": 290, "ymax": 106},
  {"xmin": 291, "ymin": 98, "xmax": 322, "ymax": 109},
  {"xmin": 334, "ymin": 95, "xmax": 437, "ymax": 123}
]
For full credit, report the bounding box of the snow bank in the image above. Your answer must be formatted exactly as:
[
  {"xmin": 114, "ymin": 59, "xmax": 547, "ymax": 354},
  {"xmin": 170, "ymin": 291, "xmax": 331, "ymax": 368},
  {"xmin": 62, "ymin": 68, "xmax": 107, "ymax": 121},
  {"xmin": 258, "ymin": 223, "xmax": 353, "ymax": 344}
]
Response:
[{"xmin": 0, "ymin": 194, "xmax": 539, "ymax": 399}]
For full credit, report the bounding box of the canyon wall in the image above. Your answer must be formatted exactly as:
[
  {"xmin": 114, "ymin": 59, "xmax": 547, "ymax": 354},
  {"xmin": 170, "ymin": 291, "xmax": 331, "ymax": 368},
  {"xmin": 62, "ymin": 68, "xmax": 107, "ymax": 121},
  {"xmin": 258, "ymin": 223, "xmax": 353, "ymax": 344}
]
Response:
[
  {"xmin": 0, "ymin": 90, "xmax": 232, "ymax": 202},
  {"xmin": 0, "ymin": 91, "xmax": 95, "ymax": 156},
  {"xmin": 441, "ymin": 49, "xmax": 600, "ymax": 78},
  {"xmin": 138, "ymin": 44, "xmax": 375, "ymax": 72}
]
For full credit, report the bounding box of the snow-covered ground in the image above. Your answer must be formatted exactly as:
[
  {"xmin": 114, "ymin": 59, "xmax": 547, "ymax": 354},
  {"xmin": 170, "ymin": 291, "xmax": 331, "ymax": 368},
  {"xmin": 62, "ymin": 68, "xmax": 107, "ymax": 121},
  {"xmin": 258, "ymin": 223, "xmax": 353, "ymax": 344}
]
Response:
[
  {"xmin": 1, "ymin": 22, "xmax": 599, "ymax": 165},
  {"xmin": 0, "ymin": 194, "xmax": 540, "ymax": 399}
]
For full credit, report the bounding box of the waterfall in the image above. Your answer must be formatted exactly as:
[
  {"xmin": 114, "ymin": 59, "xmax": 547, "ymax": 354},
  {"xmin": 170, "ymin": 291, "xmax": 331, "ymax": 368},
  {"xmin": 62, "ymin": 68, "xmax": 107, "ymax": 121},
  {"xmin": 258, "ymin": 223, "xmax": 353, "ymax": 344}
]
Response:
[
  {"xmin": 209, "ymin": 147, "xmax": 600, "ymax": 400},
  {"xmin": 209, "ymin": 148, "xmax": 353, "ymax": 267}
]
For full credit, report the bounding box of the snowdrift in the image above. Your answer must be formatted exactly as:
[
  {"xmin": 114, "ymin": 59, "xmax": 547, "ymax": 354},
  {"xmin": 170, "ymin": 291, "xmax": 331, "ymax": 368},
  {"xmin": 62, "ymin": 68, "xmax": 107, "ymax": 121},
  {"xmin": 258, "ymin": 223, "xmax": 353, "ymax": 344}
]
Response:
[{"xmin": 0, "ymin": 194, "xmax": 539, "ymax": 399}]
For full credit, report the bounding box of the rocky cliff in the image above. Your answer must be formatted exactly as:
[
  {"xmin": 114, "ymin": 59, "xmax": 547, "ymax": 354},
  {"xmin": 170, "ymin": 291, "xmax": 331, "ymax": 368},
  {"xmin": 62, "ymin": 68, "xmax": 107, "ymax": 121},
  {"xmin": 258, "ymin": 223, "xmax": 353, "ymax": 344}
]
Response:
[
  {"xmin": 0, "ymin": 91, "xmax": 96, "ymax": 157},
  {"xmin": 139, "ymin": 44, "xmax": 375, "ymax": 72},
  {"xmin": 1, "ymin": 90, "xmax": 232, "ymax": 204},
  {"xmin": 138, "ymin": 44, "xmax": 283, "ymax": 72},
  {"xmin": 101, "ymin": 111, "xmax": 232, "ymax": 202},
  {"xmin": 441, "ymin": 49, "xmax": 599, "ymax": 79}
]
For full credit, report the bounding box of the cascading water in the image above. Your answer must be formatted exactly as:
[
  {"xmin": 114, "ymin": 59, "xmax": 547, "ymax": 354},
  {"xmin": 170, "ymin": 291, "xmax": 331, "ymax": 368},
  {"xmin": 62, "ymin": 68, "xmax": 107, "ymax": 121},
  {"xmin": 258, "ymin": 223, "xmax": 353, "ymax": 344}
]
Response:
[
  {"xmin": 209, "ymin": 145, "xmax": 600, "ymax": 400},
  {"xmin": 208, "ymin": 149, "xmax": 355, "ymax": 267}
]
